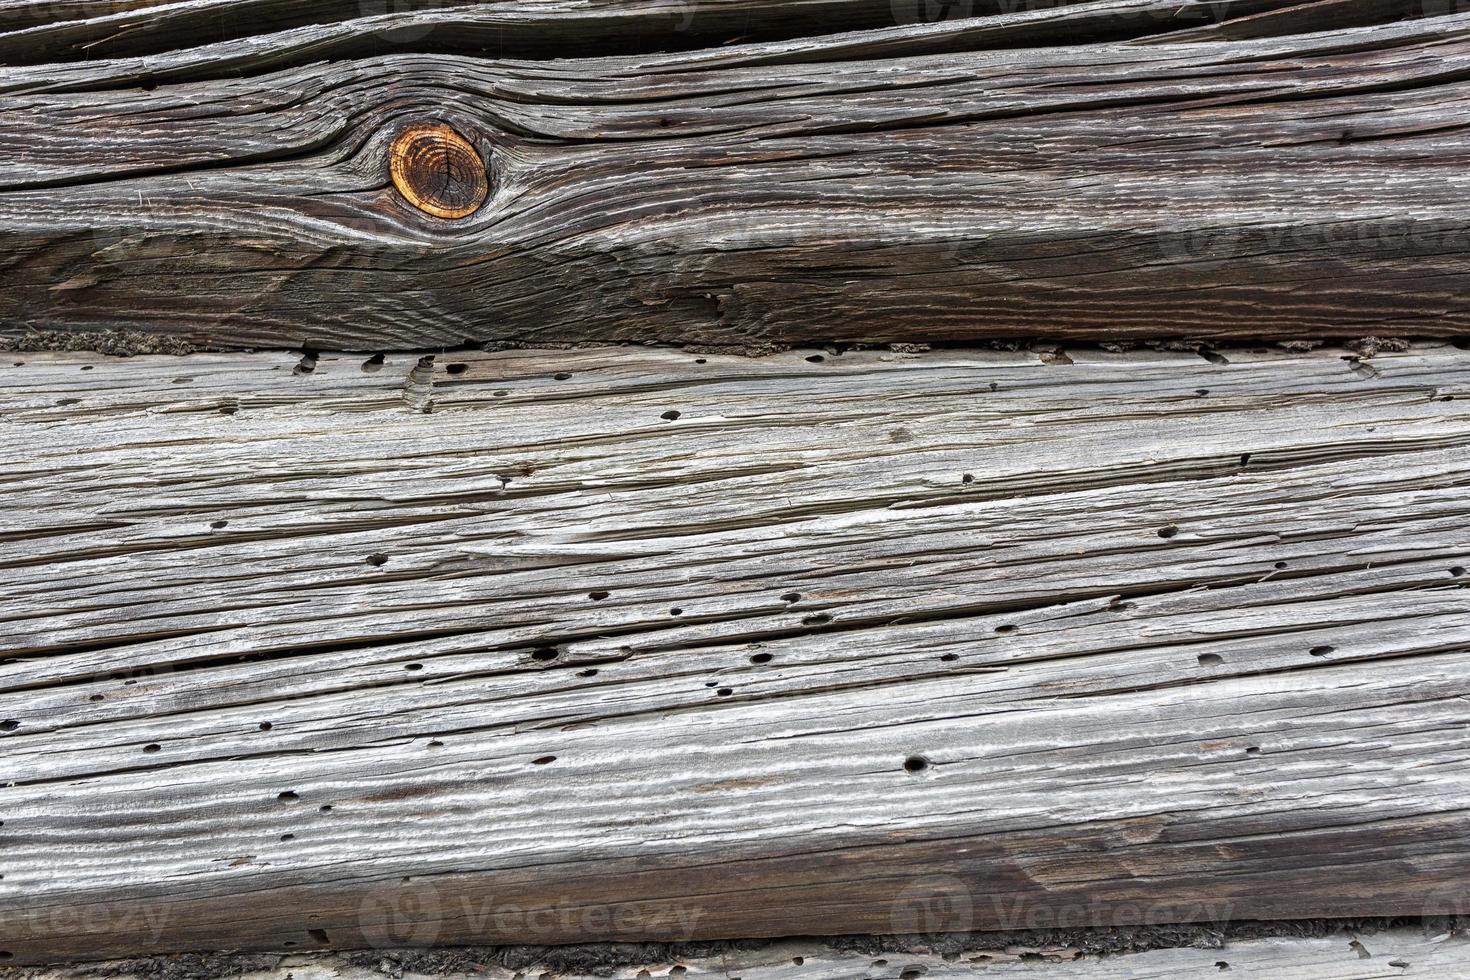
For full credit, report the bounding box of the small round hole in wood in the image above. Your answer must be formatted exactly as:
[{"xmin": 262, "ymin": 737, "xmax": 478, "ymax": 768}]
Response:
[{"xmin": 390, "ymin": 124, "xmax": 488, "ymax": 220}]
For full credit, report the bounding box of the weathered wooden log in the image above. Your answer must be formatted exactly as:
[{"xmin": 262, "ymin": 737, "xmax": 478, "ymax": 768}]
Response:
[
  {"xmin": 2, "ymin": 343, "xmax": 1469, "ymax": 964},
  {"xmin": 2, "ymin": 5, "xmax": 1470, "ymax": 350},
  {"xmin": 18, "ymin": 928, "xmax": 1470, "ymax": 979}
]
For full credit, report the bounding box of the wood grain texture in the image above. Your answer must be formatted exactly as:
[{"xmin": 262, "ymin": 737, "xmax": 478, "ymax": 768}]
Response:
[
  {"xmin": 3, "ymin": 343, "xmax": 1470, "ymax": 964},
  {"xmin": 18, "ymin": 929, "xmax": 1470, "ymax": 979},
  {"xmin": 2, "ymin": 4, "xmax": 1470, "ymax": 350}
]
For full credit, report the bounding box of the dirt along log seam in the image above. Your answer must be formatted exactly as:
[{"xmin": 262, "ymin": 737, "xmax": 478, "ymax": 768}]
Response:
[{"xmin": 2, "ymin": 4, "xmax": 1470, "ymax": 350}]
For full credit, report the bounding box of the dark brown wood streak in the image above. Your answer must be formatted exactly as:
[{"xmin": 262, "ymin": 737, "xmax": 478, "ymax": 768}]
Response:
[{"xmin": 0, "ymin": 3, "xmax": 1469, "ymax": 350}]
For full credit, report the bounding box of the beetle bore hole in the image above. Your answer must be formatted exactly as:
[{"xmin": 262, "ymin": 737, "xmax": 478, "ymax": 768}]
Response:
[
  {"xmin": 1198, "ymin": 653, "xmax": 1224, "ymax": 666},
  {"xmin": 577, "ymin": 668, "xmax": 599, "ymax": 678},
  {"xmin": 994, "ymin": 624, "xmax": 1017, "ymax": 634},
  {"xmin": 716, "ymin": 687, "xmax": 734, "ymax": 697},
  {"xmin": 309, "ymin": 929, "xmax": 330, "ymax": 944},
  {"xmin": 940, "ymin": 653, "xmax": 959, "ymax": 662},
  {"xmin": 588, "ymin": 590, "xmax": 610, "ymax": 601},
  {"xmin": 531, "ymin": 647, "xmax": 559, "ymax": 662},
  {"xmin": 0, "ymin": 720, "xmax": 18, "ymax": 732},
  {"xmin": 259, "ymin": 722, "xmax": 273, "ymax": 731},
  {"xmin": 961, "ymin": 473, "xmax": 974, "ymax": 484},
  {"xmin": 281, "ymin": 833, "xmax": 296, "ymax": 841},
  {"xmin": 802, "ymin": 613, "xmax": 832, "ymax": 626},
  {"xmin": 553, "ymin": 372, "xmax": 571, "ymax": 381},
  {"xmin": 750, "ymin": 653, "xmax": 773, "ymax": 664},
  {"xmin": 661, "ymin": 410, "xmax": 681, "ymax": 421},
  {"xmin": 1452, "ymin": 567, "xmax": 1467, "ymax": 577},
  {"xmin": 143, "ymin": 743, "xmax": 161, "ymax": 754},
  {"xmin": 445, "ymin": 363, "xmax": 468, "ymax": 375},
  {"xmin": 782, "ymin": 592, "xmax": 801, "ymax": 603},
  {"xmin": 670, "ymin": 607, "xmax": 683, "ymax": 616},
  {"xmin": 211, "ymin": 520, "xmax": 228, "ymax": 529},
  {"xmin": 806, "ymin": 354, "xmax": 825, "ymax": 363},
  {"xmin": 278, "ymin": 791, "xmax": 299, "ymax": 802},
  {"xmin": 1245, "ymin": 746, "xmax": 1261, "ymax": 756},
  {"xmin": 404, "ymin": 663, "xmax": 423, "ymax": 672},
  {"xmin": 1310, "ymin": 645, "xmax": 1335, "ymax": 657},
  {"xmin": 532, "ymin": 755, "xmax": 556, "ymax": 765},
  {"xmin": 1158, "ymin": 525, "xmax": 1179, "ymax": 539},
  {"xmin": 366, "ymin": 554, "xmax": 388, "ymax": 567},
  {"xmin": 89, "ymin": 694, "xmax": 104, "ymax": 702},
  {"xmin": 903, "ymin": 756, "xmax": 929, "ymax": 774}
]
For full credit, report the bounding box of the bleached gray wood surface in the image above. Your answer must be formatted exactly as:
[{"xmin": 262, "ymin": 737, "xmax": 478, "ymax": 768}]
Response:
[{"xmin": 3, "ymin": 343, "xmax": 1470, "ymax": 963}]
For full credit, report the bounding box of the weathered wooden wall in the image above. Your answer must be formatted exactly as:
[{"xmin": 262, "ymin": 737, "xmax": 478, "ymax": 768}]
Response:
[
  {"xmin": 3, "ymin": 343, "xmax": 1470, "ymax": 964},
  {"xmin": 2, "ymin": 3, "xmax": 1470, "ymax": 349}
]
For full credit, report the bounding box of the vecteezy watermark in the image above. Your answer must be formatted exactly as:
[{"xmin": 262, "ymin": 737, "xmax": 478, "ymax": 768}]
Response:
[
  {"xmin": 359, "ymin": 880, "xmax": 445, "ymax": 947},
  {"xmin": 357, "ymin": 0, "xmax": 439, "ymax": 41},
  {"xmin": 889, "ymin": 0, "xmax": 1239, "ymax": 25},
  {"xmin": 987, "ymin": 895, "xmax": 1236, "ymax": 931},
  {"xmin": 1148, "ymin": 164, "xmax": 1470, "ymax": 268},
  {"xmin": 1150, "ymin": 171, "xmax": 1246, "ymax": 267},
  {"xmin": 891, "ymin": 875, "xmax": 976, "ymax": 934},
  {"xmin": 357, "ymin": 879, "xmax": 707, "ymax": 948},
  {"xmin": 889, "ymin": 874, "xmax": 1236, "ymax": 936},
  {"xmin": 1420, "ymin": 885, "xmax": 1470, "ymax": 939},
  {"xmin": 15, "ymin": 900, "xmax": 171, "ymax": 945},
  {"xmin": 890, "ymin": 0, "xmax": 981, "ymax": 23}
]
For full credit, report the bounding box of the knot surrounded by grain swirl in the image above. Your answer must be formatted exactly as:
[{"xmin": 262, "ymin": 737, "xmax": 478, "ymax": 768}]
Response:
[{"xmin": 389, "ymin": 124, "xmax": 488, "ymax": 220}]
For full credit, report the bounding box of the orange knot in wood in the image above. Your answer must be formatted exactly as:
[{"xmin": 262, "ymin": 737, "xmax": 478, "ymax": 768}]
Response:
[{"xmin": 389, "ymin": 124, "xmax": 488, "ymax": 220}]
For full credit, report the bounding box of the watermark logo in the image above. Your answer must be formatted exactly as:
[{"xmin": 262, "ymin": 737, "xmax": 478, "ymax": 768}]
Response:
[
  {"xmin": 358, "ymin": 0, "xmax": 439, "ymax": 41},
  {"xmin": 891, "ymin": 0, "xmax": 980, "ymax": 24},
  {"xmin": 890, "ymin": 874, "xmax": 975, "ymax": 934},
  {"xmin": 358, "ymin": 879, "xmax": 444, "ymax": 948},
  {"xmin": 1420, "ymin": 0, "xmax": 1470, "ymax": 16},
  {"xmin": 1421, "ymin": 885, "xmax": 1470, "ymax": 939},
  {"xmin": 1151, "ymin": 174, "xmax": 1246, "ymax": 267}
]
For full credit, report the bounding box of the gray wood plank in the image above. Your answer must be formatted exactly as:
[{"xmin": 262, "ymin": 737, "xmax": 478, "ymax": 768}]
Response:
[{"xmin": 1, "ymin": 343, "xmax": 1469, "ymax": 963}]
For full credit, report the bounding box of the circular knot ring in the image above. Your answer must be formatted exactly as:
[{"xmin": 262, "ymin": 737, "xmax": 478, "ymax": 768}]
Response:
[{"xmin": 390, "ymin": 124, "xmax": 488, "ymax": 220}]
